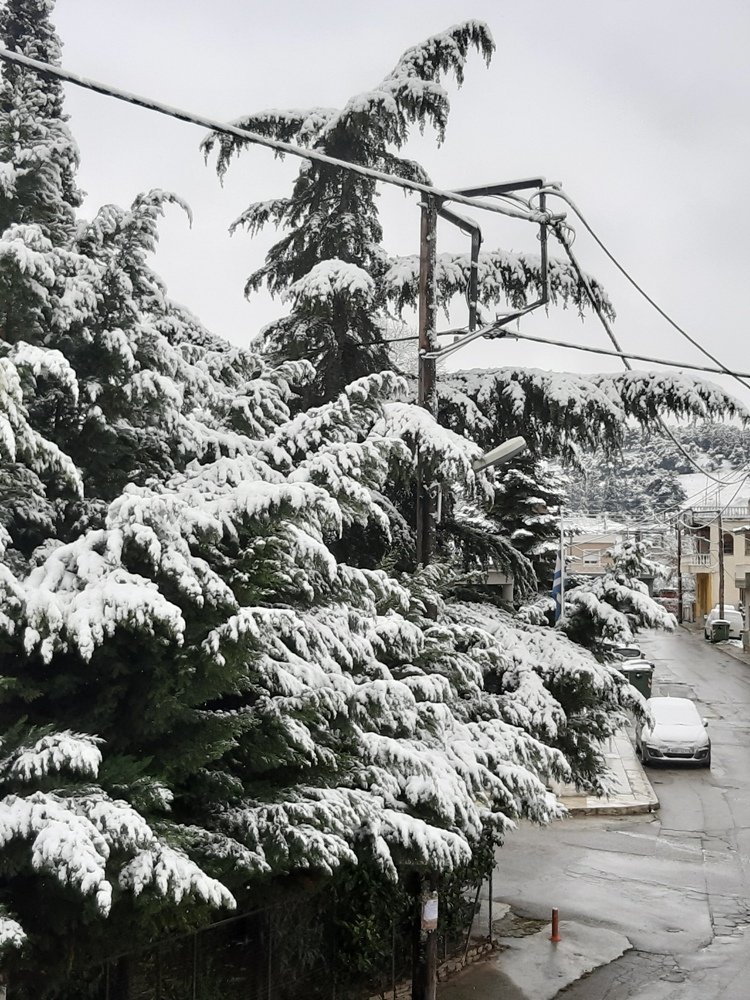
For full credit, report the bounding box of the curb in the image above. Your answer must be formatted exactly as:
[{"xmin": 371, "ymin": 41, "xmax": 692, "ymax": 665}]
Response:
[
  {"xmin": 558, "ymin": 733, "xmax": 660, "ymax": 817},
  {"xmin": 561, "ymin": 793, "xmax": 659, "ymax": 817}
]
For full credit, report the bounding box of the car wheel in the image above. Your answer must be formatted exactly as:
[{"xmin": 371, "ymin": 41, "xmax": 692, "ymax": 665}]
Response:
[{"xmin": 704, "ymin": 752, "xmax": 711, "ymax": 769}]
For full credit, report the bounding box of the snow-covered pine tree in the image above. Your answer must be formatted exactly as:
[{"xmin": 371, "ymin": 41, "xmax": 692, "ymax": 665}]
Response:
[
  {"xmin": 1, "ymin": 5, "xmax": 738, "ymax": 992},
  {"xmin": 0, "ymin": 0, "xmax": 80, "ymax": 244},
  {"xmin": 0, "ymin": 0, "xmax": 301, "ymax": 522},
  {"xmin": 4, "ymin": 361, "xmax": 618, "ymax": 990},
  {"xmin": 485, "ymin": 457, "xmax": 567, "ymax": 586},
  {"xmin": 562, "ymin": 539, "xmax": 674, "ymax": 652},
  {"xmin": 200, "ymin": 22, "xmax": 499, "ymax": 407},
  {"xmin": 0, "ymin": 10, "xmax": 643, "ymax": 988},
  {"xmin": 203, "ymin": 23, "xmax": 746, "ymax": 601},
  {"xmin": 435, "ymin": 367, "xmax": 744, "ymax": 599}
]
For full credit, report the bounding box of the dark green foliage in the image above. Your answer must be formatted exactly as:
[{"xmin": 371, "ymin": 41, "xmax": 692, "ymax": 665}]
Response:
[
  {"xmin": 562, "ymin": 540, "xmax": 673, "ymax": 653},
  {"xmin": 0, "ymin": 0, "xmax": 81, "ymax": 244},
  {"xmin": 202, "ymin": 22, "xmax": 494, "ymax": 406}
]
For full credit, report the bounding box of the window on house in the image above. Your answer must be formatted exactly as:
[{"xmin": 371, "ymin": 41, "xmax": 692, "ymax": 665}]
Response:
[
  {"xmin": 723, "ymin": 532, "xmax": 734, "ymax": 555},
  {"xmin": 583, "ymin": 550, "xmax": 601, "ymax": 565}
]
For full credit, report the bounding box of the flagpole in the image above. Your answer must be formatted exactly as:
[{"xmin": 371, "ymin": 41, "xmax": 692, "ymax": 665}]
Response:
[{"xmin": 559, "ymin": 507, "xmax": 565, "ymax": 619}]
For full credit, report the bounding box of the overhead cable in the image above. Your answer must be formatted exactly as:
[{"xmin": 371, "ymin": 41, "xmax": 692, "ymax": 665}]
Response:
[
  {"xmin": 0, "ymin": 45, "xmax": 553, "ymax": 226},
  {"xmin": 535, "ymin": 187, "xmax": 750, "ymax": 395},
  {"xmin": 652, "ymin": 471, "xmax": 750, "ymax": 522},
  {"xmin": 274, "ymin": 326, "xmax": 750, "ymax": 384},
  {"xmin": 671, "ymin": 471, "xmax": 750, "ymax": 530},
  {"xmin": 504, "ymin": 331, "xmax": 750, "ymax": 379},
  {"xmin": 10, "ymin": 45, "xmax": 746, "ymax": 488},
  {"xmin": 548, "ymin": 221, "xmax": 750, "ymax": 486}
]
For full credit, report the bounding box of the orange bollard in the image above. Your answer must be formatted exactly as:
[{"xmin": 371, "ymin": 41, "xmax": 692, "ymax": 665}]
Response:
[{"xmin": 550, "ymin": 907, "xmax": 561, "ymax": 943}]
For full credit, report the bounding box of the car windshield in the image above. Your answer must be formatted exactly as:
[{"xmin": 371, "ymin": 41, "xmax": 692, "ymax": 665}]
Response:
[{"xmin": 650, "ymin": 699, "xmax": 699, "ymax": 726}]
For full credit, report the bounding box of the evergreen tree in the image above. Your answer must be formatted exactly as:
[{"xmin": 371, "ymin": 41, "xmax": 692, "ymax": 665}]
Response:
[
  {"xmin": 561, "ymin": 539, "xmax": 674, "ymax": 652},
  {"xmin": 0, "ymin": 0, "xmax": 81, "ymax": 245},
  {"xmin": 202, "ymin": 23, "xmax": 602, "ymax": 409},
  {"xmin": 1, "ymin": 5, "xmax": 743, "ymax": 992},
  {"xmin": 488, "ymin": 458, "xmax": 567, "ymax": 584},
  {"xmin": 0, "ymin": 11, "xmax": 642, "ymax": 988},
  {"xmin": 203, "ymin": 25, "xmax": 746, "ymax": 595}
]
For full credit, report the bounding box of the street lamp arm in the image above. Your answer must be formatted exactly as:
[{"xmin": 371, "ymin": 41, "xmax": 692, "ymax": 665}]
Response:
[{"xmin": 473, "ymin": 436, "xmax": 527, "ymax": 472}]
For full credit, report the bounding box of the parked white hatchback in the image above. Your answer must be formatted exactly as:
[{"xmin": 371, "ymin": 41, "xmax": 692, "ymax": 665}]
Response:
[
  {"xmin": 636, "ymin": 697, "xmax": 711, "ymax": 768},
  {"xmin": 704, "ymin": 606, "xmax": 744, "ymax": 640}
]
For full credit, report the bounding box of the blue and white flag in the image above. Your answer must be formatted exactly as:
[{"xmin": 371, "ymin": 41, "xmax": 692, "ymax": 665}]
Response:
[{"xmin": 551, "ymin": 550, "xmax": 564, "ymax": 622}]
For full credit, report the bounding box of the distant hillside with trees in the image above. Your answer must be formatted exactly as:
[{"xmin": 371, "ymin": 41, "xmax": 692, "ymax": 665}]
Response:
[{"xmin": 564, "ymin": 422, "xmax": 750, "ymax": 518}]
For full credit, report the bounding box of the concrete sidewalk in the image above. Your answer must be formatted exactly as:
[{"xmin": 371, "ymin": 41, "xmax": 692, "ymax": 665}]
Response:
[
  {"xmin": 439, "ymin": 919, "xmax": 632, "ymax": 1000},
  {"xmin": 680, "ymin": 621, "xmax": 750, "ymax": 667},
  {"xmin": 435, "ymin": 733, "xmax": 655, "ymax": 998},
  {"xmin": 557, "ymin": 730, "xmax": 659, "ymax": 816}
]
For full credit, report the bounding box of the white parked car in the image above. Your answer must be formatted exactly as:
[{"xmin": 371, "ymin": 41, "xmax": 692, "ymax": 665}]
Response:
[
  {"xmin": 636, "ymin": 697, "xmax": 711, "ymax": 767},
  {"xmin": 704, "ymin": 607, "xmax": 744, "ymax": 640}
]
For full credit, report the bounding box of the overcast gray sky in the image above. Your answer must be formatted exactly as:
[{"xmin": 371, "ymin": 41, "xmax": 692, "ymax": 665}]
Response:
[{"xmin": 52, "ymin": 0, "xmax": 750, "ymax": 407}]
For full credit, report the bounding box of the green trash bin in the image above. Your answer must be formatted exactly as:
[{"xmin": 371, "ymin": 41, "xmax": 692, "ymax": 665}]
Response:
[
  {"xmin": 618, "ymin": 662, "xmax": 654, "ymax": 699},
  {"xmin": 711, "ymin": 620, "xmax": 730, "ymax": 643}
]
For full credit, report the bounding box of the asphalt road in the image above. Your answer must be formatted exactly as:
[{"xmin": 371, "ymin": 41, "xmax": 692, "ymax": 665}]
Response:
[{"xmin": 492, "ymin": 626, "xmax": 750, "ymax": 999}]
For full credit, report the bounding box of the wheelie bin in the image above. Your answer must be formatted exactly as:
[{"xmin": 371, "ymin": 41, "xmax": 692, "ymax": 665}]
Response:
[
  {"xmin": 711, "ymin": 620, "xmax": 730, "ymax": 643},
  {"xmin": 618, "ymin": 662, "xmax": 654, "ymax": 699}
]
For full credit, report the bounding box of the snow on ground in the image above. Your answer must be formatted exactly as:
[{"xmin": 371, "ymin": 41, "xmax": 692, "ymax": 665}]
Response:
[{"xmin": 677, "ymin": 467, "xmax": 750, "ymax": 511}]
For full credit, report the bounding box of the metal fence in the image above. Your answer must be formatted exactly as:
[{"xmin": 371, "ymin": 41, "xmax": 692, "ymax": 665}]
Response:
[{"xmin": 88, "ymin": 875, "xmax": 493, "ymax": 1000}]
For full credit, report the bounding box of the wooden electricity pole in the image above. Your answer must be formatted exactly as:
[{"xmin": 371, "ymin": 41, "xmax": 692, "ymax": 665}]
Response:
[
  {"xmin": 411, "ymin": 177, "xmax": 549, "ymax": 1000},
  {"xmin": 412, "ymin": 196, "xmax": 439, "ymax": 1000},
  {"xmin": 415, "ymin": 195, "xmax": 438, "ymax": 575}
]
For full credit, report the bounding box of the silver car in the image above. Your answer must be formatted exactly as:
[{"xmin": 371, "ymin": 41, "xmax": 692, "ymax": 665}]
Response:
[{"xmin": 636, "ymin": 697, "xmax": 711, "ymax": 768}]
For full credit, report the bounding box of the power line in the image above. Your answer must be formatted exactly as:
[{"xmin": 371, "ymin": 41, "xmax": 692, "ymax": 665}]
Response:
[
  {"xmin": 9, "ymin": 50, "xmax": 744, "ymax": 385},
  {"xmin": 551, "ymin": 220, "xmax": 632, "ymax": 369},
  {"xmin": 347, "ymin": 329, "xmax": 750, "ymax": 381},
  {"xmin": 12, "ymin": 44, "xmax": 745, "ymax": 488},
  {"xmin": 652, "ymin": 470, "xmax": 750, "ymax": 522},
  {"xmin": 0, "ymin": 45, "xmax": 554, "ymax": 227},
  {"xmin": 548, "ymin": 217, "xmax": 750, "ymax": 487},
  {"xmin": 535, "ymin": 187, "xmax": 750, "ymax": 395},
  {"xmin": 503, "ymin": 331, "xmax": 750, "ymax": 379},
  {"xmin": 672, "ymin": 471, "xmax": 750, "ymax": 532}
]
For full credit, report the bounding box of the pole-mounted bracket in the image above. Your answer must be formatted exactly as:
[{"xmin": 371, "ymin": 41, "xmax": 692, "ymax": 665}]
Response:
[{"xmin": 421, "ymin": 178, "xmax": 551, "ymax": 362}]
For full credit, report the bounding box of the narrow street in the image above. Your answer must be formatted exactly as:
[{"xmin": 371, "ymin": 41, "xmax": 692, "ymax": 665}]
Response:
[{"xmin": 494, "ymin": 627, "xmax": 750, "ymax": 999}]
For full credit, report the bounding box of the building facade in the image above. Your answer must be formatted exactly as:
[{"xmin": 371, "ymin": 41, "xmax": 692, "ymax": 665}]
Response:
[{"xmin": 680, "ymin": 504, "xmax": 750, "ymax": 620}]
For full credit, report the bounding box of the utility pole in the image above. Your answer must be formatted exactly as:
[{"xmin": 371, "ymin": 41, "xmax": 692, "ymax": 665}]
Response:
[
  {"xmin": 411, "ymin": 177, "xmax": 548, "ymax": 1000},
  {"xmin": 718, "ymin": 510, "xmax": 725, "ymax": 620},
  {"xmin": 415, "ymin": 196, "xmax": 438, "ymax": 576},
  {"xmin": 560, "ymin": 507, "xmax": 565, "ymax": 617},
  {"xmin": 676, "ymin": 523, "xmax": 683, "ymax": 625},
  {"xmin": 413, "ymin": 196, "xmax": 439, "ymax": 1000},
  {"xmin": 415, "ymin": 179, "xmax": 549, "ymax": 575}
]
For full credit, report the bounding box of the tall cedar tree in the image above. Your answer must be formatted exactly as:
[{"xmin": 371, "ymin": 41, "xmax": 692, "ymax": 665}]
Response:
[
  {"xmin": 0, "ymin": 7, "xmax": 655, "ymax": 995},
  {"xmin": 201, "ymin": 22, "xmax": 495, "ymax": 407},
  {"xmin": 204, "ymin": 26, "xmax": 745, "ymax": 602}
]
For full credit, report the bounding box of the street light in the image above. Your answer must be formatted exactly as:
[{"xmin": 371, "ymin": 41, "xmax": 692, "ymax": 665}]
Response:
[{"xmin": 472, "ymin": 436, "xmax": 527, "ymax": 472}]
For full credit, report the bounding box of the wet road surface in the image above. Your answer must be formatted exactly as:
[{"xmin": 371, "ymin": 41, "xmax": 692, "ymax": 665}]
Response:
[{"xmin": 493, "ymin": 627, "xmax": 750, "ymax": 998}]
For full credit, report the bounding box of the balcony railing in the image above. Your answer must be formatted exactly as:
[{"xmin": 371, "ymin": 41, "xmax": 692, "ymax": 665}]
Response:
[{"xmin": 683, "ymin": 553, "xmax": 711, "ymax": 568}]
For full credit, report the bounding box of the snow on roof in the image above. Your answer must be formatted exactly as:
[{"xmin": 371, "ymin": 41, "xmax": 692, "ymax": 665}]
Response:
[
  {"xmin": 563, "ymin": 514, "xmax": 628, "ymax": 535},
  {"xmin": 677, "ymin": 471, "xmax": 750, "ymax": 511}
]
